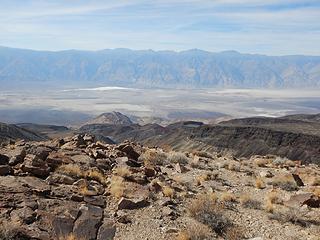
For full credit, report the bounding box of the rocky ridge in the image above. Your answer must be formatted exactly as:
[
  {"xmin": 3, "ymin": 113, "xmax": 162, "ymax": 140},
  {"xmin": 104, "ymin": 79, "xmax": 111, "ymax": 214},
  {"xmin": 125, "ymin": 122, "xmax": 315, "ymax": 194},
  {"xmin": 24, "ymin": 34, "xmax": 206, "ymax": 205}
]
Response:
[{"xmin": 0, "ymin": 134, "xmax": 319, "ymax": 240}]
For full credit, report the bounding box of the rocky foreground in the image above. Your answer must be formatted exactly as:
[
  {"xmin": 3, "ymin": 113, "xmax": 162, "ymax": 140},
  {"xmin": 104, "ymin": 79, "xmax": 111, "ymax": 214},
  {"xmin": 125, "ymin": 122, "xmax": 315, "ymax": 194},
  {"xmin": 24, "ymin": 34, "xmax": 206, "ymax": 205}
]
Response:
[{"xmin": 0, "ymin": 134, "xmax": 319, "ymax": 240}]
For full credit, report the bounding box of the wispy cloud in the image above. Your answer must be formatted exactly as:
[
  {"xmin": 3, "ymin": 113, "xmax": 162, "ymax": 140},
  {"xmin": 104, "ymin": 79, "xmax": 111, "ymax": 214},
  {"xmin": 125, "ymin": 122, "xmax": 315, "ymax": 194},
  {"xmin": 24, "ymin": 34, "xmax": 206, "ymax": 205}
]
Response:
[{"xmin": 0, "ymin": 0, "xmax": 319, "ymax": 55}]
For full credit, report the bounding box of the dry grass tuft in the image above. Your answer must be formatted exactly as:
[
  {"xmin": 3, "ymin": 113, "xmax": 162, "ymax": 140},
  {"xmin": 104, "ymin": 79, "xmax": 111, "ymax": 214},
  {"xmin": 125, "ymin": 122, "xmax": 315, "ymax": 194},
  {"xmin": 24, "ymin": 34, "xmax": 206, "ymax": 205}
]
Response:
[
  {"xmin": 265, "ymin": 200, "xmax": 275, "ymax": 213},
  {"xmin": 239, "ymin": 195, "xmax": 261, "ymax": 209},
  {"xmin": 311, "ymin": 176, "xmax": 320, "ymax": 186},
  {"xmin": 220, "ymin": 192, "xmax": 236, "ymax": 203},
  {"xmin": 254, "ymin": 158, "xmax": 271, "ymax": 167},
  {"xmin": 188, "ymin": 193, "xmax": 231, "ymax": 235},
  {"xmin": 228, "ymin": 162, "xmax": 241, "ymax": 172},
  {"xmin": 109, "ymin": 176, "xmax": 125, "ymax": 198},
  {"xmin": 176, "ymin": 222, "xmax": 213, "ymax": 240},
  {"xmin": 195, "ymin": 174, "xmax": 210, "ymax": 186},
  {"xmin": 167, "ymin": 151, "xmax": 190, "ymax": 165},
  {"xmin": 224, "ymin": 226, "xmax": 246, "ymax": 240},
  {"xmin": 57, "ymin": 164, "xmax": 84, "ymax": 178},
  {"xmin": 139, "ymin": 149, "xmax": 167, "ymax": 166},
  {"xmin": 113, "ymin": 167, "xmax": 131, "ymax": 178},
  {"xmin": 162, "ymin": 185, "xmax": 175, "ymax": 198},
  {"xmin": 271, "ymin": 175, "xmax": 298, "ymax": 191},
  {"xmin": 86, "ymin": 169, "xmax": 106, "ymax": 185},
  {"xmin": 255, "ymin": 177, "xmax": 266, "ymax": 189},
  {"xmin": 266, "ymin": 190, "xmax": 282, "ymax": 204},
  {"xmin": 269, "ymin": 207, "xmax": 313, "ymax": 227}
]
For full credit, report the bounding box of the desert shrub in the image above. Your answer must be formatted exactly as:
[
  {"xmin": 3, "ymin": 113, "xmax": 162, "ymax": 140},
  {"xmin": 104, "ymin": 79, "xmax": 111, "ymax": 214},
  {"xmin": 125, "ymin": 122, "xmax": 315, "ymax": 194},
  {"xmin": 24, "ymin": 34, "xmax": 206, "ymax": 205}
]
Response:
[
  {"xmin": 113, "ymin": 167, "xmax": 131, "ymax": 178},
  {"xmin": 57, "ymin": 164, "xmax": 84, "ymax": 178},
  {"xmin": 311, "ymin": 176, "xmax": 320, "ymax": 186},
  {"xmin": 254, "ymin": 158, "xmax": 271, "ymax": 167},
  {"xmin": 224, "ymin": 226, "xmax": 246, "ymax": 240},
  {"xmin": 239, "ymin": 195, "xmax": 261, "ymax": 209},
  {"xmin": 176, "ymin": 222, "xmax": 213, "ymax": 240},
  {"xmin": 273, "ymin": 156, "xmax": 288, "ymax": 166},
  {"xmin": 228, "ymin": 162, "xmax": 241, "ymax": 172},
  {"xmin": 266, "ymin": 190, "xmax": 282, "ymax": 204},
  {"xmin": 220, "ymin": 192, "xmax": 236, "ymax": 203},
  {"xmin": 139, "ymin": 149, "xmax": 167, "ymax": 166},
  {"xmin": 167, "ymin": 151, "xmax": 190, "ymax": 165},
  {"xmin": 265, "ymin": 200, "xmax": 275, "ymax": 213},
  {"xmin": 271, "ymin": 175, "xmax": 298, "ymax": 191},
  {"xmin": 193, "ymin": 151, "xmax": 213, "ymax": 159},
  {"xmin": 255, "ymin": 177, "xmax": 266, "ymax": 189},
  {"xmin": 269, "ymin": 208, "xmax": 311, "ymax": 227},
  {"xmin": 109, "ymin": 176, "xmax": 125, "ymax": 198},
  {"xmin": 162, "ymin": 185, "xmax": 175, "ymax": 198},
  {"xmin": 86, "ymin": 169, "xmax": 106, "ymax": 185},
  {"xmin": 188, "ymin": 193, "xmax": 231, "ymax": 235}
]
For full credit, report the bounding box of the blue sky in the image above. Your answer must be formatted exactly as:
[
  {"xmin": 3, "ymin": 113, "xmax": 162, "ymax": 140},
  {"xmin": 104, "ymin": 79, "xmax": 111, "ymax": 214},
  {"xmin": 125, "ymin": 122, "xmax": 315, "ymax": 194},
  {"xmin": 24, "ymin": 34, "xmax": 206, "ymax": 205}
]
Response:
[{"xmin": 0, "ymin": 0, "xmax": 319, "ymax": 55}]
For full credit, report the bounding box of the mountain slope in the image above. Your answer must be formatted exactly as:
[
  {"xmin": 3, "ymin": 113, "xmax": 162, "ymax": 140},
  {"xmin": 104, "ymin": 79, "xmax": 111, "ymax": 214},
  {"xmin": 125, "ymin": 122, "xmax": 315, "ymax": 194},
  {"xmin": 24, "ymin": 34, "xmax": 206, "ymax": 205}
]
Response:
[
  {"xmin": 85, "ymin": 112, "xmax": 133, "ymax": 125},
  {"xmin": 1, "ymin": 47, "xmax": 320, "ymax": 88},
  {"xmin": 79, "ymin": 114, "xmax": 320, "ymax": 165},
  {"xmin": 0, "ymin": 122, "xmax": 47, "ymax": 143}
]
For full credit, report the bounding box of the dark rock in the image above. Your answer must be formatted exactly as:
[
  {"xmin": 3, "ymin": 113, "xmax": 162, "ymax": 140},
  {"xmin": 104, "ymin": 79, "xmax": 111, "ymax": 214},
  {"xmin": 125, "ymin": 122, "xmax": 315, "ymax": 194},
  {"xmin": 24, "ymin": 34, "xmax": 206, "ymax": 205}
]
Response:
[
  {"xmin": 46, "ymin": 173, "xmax": 76, "ymax": 185},
  {"xmin": 117, "ymin": 144, "xmax": 140, "ymax": 160},
  {"xmin": 27, "ymin": 146, "xmax": 52, "ymax": 161},
  {"xmin": 84, "ymin": 196, "xmax": 106, "ymax": 207},
  {"xmin": 117, "ymin": 197, "xmax": 149, "ymax": 210},
  {"xmin": 144, "ymin": 167, "xmax": 156, "ymax": 177},
  {"xmin": 292, "ymin": 173, "xmax": 304, "ymax": 187},
  {"xmin": 10, "ymin": 207, "xmax": 37, "ymax": 224},
  {"xmin": 73, "ymin": 204, "xmax": 103, "ymax": 240},
  {"xmin": 8, "ymin": 147, "xmax": 26, "ymax": 166},
  {"xmin": 46, "ymin": 152, "xmax": 73, "ymax": 169},
  {"xmin": 52, "ymin": 216, "xmax": 74, "ymax": 238},
  {"xmin": 97, "ymin": 219, "xmax": 116, "ymax": 240},
  {"xmin": 0, "ymin": 154, "xmax": 9, "ymax": 165},
  {"xmin": 0, "ymin": 165, "xmax": 11, "ymax": 175},
  {"xmin": 284, "ymin": 193, "xmax": 320, "ymax": 208}
]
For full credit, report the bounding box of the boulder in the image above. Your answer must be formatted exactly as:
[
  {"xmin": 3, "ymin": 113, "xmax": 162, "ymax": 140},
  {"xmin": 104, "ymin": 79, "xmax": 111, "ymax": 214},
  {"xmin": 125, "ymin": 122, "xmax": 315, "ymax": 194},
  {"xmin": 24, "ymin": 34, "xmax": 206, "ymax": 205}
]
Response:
[
  {"xmin": 73, "ymin": 204, "xmax": 103, "ymax": 240},
  {"xmin": 284, "ymin": 193, "xmax": 320, "ymax": 208},
  {"xmin": 117, "ymin": 144, "xmax": 140, "ymax": 160},
  {"xmin": 292, "ymin": 173, "xmax": 304, "ymax": 187},
  {"xmin": 27, "ymin": 146, "xmax": 52, "ymax": 161},
  {"xmin": 0, "ymin": 165, "xmax": 11, "ymax": 175},
  {"xmin": 46, "ymin": 152, "xmax": 73, "ymax": 169},
  {"xmin": 21, "ymin": 155, "xmax": 50, "ymax": 178},
  {"xmin": 97, "ymin": 219, "xmax": 116, "ymax": 240},
  {"xmin": 8, "ymin": 147, "xmax": 26, "ymax": 165},
  {"xmin": 259, "ymin": 170, "xmax": 274, "ymax": 178},
  {"xmin": 117, "ymin": 197, "xmax": 149, "ymax": 210},
  {"xmin": 0, "ymin": 154, "xmax": 9, "ymax": 165},
  {"xmin": 52, "ymin": 216, "xmax": 74, "ymax": 238}
]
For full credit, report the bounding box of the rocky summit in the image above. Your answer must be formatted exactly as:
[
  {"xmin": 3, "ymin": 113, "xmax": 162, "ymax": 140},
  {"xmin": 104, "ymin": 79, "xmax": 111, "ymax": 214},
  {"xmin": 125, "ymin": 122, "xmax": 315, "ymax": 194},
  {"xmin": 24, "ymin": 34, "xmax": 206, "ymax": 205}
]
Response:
[{"xmin": 0, "ymin": 134, "xmax": 319, "ymax": 240}]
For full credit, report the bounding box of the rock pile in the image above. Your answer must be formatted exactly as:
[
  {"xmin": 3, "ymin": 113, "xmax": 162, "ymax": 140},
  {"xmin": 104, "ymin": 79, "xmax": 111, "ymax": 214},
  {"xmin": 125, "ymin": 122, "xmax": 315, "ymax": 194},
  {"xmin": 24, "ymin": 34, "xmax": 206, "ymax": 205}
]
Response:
[{"xmin": 0, "ymin": 135, "xmax": 319, "ymax": 240}]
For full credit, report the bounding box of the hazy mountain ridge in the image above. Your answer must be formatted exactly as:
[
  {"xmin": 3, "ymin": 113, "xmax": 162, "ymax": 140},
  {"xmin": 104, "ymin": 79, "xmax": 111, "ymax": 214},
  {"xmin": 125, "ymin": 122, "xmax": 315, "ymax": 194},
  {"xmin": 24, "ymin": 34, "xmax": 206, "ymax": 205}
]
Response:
[{"xmin": 1, "ymin": 47, "xmax": 320, "ymax": 88}]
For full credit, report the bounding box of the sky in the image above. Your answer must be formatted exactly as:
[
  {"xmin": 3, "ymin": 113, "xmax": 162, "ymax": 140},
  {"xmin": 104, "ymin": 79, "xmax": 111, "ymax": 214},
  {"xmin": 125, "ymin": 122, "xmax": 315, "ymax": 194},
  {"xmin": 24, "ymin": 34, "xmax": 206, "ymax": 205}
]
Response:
[{"xmin": 0, "ymin": 0, "xmax": 319, "ymax": 55}]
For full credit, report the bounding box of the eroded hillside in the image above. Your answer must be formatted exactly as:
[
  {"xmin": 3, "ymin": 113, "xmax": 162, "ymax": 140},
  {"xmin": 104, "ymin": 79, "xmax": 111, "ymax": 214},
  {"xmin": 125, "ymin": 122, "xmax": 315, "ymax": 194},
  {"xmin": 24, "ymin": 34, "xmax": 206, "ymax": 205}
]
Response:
[{"xmin": 0, "ymin": 134, "xmax": 319, "ymax": 240}]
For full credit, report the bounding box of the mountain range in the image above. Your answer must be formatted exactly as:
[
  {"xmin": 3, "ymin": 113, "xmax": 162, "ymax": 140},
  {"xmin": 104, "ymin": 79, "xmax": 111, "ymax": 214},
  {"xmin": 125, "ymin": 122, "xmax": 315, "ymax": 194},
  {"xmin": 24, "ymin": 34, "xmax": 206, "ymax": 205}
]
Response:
[{"xmin": 1, "ymin": 46, "xmax": 320, "ymax": 88}]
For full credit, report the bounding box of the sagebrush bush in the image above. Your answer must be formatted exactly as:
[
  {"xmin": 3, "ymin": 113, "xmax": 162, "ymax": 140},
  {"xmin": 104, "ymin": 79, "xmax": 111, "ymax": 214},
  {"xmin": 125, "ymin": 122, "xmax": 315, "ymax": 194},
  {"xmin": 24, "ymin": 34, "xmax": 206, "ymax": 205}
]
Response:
[
  {"xmin": 188, "ymin": 193, "xmax": 231, "ymax": 235},
  {"xmin": 139, "ymin": 149, "xmax": 167, "ymax": 166},
  {"xmin": 167, "ymin": 151, "xmax": 190, "ymax": 165},
  {"xmin": 176, "ymin": 222, "xmax": 213, "ymax": 240},
  {"xmin": 271, "ymin": 175, "xmax": 298, "ymax": 191},
  {"xmin": 109, "ymin": 176, "xmax": 125, "ymax": 198},
  {"xmin": 239, "ymin": 195, "xmax": 261, "ymax": 209}
]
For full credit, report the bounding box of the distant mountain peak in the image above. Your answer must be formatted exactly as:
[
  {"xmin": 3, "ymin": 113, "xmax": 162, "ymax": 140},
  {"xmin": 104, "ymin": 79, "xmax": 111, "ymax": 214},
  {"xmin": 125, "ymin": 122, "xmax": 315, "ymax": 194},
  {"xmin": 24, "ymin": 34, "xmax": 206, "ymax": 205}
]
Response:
[{"xmin": 85, "ymin": 112, "xmax": 133, "ymax": 126}]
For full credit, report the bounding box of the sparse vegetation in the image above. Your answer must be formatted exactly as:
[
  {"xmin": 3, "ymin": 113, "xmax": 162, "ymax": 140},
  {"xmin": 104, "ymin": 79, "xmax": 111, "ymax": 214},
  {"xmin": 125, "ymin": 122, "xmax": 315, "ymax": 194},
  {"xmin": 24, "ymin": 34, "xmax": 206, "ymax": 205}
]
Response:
[
  {"xmin": 239, "ymin": 195, "xmax": 261, "ymax": 209},
  {"xmin": 271, "ymin": 175, "xmax": 298, "ymax": 191},
  {"xmin": 167, "ymin": 151, "xmax": 190, "ymax": 165},
  {"xmin": 269, "ymin": 208, "xmax": 312, "ymax": 227},
  {"xmin": 265, "ymin": 200, "xmax": 275, "ymax": 213},
  {"xmin": 109, "ymin": 176, "xmax": 125, "ymax": 198},
  {"xmin": 57, "ymin": 164, "xmax": 84, "ymax": 178},
  {"xmin": 114, "ymin": 166, "xmax": 131, "ymax": 178},
  {"xmin": 176, "ymin": 222, "xmax": 213, "ymax": 240},
  {"xmin": 188, "ymin": 193, "xmax": 231, "ymax": 236},
  {"xmin": 162, "ymin": 185, "xmax": 175, "ymax": 198},
  {"xmin": 86, "ymin": 169, "xmax": 107, "ymax": 185},
  {"xmin": 255, "ymin": 177, "xmax": 266, "ymax": 189},
  {"xmin": 220, "ymin": 191, "xmax": 236, "ymax": 203},
  {"xmin": 139, "ymin": 149, "xmax": 167, "ymax": 166}
]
